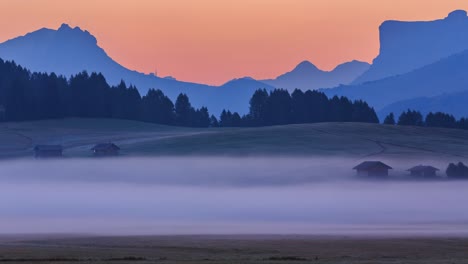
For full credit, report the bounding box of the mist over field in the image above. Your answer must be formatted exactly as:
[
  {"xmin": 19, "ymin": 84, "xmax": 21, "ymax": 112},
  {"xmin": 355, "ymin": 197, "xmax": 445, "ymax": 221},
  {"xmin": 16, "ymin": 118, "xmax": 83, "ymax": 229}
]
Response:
[{"xmin": 1, "ymin": 157, "xmax": 468, "ymax": 235}]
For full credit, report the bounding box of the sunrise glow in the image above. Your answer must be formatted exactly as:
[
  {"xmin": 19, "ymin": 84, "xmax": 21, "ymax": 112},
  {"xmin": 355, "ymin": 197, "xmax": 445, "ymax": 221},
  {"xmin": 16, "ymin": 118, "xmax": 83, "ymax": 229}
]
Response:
[{"xmin": 1, "ymin": 0, "xmax": 468, "ymax": 85}]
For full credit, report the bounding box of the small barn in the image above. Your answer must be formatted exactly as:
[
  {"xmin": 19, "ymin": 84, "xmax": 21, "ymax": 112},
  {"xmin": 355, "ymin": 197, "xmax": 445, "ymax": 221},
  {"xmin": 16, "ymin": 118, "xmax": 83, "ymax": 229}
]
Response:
[
  {"xmin": 407, "ymin": 165, "xmax": 439, "ymax": 178},
  {"xmin": 34, "ymin": 145, "xmax": 63, "ymax": 158},
  {"xmin": 91, "ymin": 143, "xmax": 120, "ymax": 156},
  {"xmin": 353, "ymin": 161, "xmax": 392, "ymax": 177}
]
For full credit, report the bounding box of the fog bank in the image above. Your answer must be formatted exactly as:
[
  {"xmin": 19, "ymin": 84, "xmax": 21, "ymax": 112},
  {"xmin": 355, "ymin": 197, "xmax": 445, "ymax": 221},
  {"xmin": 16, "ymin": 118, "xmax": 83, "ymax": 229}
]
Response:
[{"xmin": 1, "ymin": 157, "xmax": 467, "ymax": 235}]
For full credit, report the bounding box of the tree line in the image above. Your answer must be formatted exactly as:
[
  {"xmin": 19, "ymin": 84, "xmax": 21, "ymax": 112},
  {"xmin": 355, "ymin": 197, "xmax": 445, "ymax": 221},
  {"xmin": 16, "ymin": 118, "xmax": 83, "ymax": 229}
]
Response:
[
  {"xmin": 0, "ymin": 59, "xmax": 380, "ymax": 127},
  {"xmin": 223, "ymin": 89, "xmax": 379, "ymax": 127},
  {"xmin": 383, "ymin": 110, "xmax": 468, "ymax": 130},
  {"xmin": 446, "ymin": 162, "xmax": 468, "ymax": 179},
  {"xmin": 0, "ymin": 60, "xmax": 212, "ymax": 127}
]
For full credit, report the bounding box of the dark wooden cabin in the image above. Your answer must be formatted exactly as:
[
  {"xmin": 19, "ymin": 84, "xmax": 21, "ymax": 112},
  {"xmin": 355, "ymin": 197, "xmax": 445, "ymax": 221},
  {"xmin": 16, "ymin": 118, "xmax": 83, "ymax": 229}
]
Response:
[
  {"xmin": 353, "ymin": 161, "xmax": 392, "ymax": 177},
  {"xmin": 407, "ymin": 165, "xmax": 439, "ymax": 178},
  {"xmin": 34, "ymin": 145, "xmax": 63, "ymax": 158},
  {"xmin": 91, "ymin": 143, "xmax": 120, "ymax": 156}
]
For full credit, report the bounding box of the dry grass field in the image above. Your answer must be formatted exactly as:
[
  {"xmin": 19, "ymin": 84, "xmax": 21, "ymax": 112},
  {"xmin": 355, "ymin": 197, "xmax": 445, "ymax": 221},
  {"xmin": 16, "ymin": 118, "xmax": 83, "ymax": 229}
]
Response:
[{"xmin": 1, "ymin": 235, "xmax": 468, "ymax": 264}]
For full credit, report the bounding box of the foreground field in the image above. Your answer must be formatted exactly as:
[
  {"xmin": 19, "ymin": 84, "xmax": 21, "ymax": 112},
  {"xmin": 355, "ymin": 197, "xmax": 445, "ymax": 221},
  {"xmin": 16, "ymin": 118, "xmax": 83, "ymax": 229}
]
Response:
[
  {"xmin": 1, "ymin": 118, "xmax": 468, "ymax": 160},
  {"xmin": 1, "ymin": 235, "xmax": 468, "ymax": 264}
]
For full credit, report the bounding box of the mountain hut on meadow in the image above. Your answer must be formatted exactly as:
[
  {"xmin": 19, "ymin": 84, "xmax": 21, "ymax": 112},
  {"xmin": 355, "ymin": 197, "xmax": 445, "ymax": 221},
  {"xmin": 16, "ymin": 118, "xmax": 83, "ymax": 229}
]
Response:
[
  {"xmin": 407, "ymin": 165, "xmax": 439, "ymax": 178},
  {"xmin": 34, "ymin": 145, "xmax": 63, "ymax": 158},
  {"xmin": 353, "ymin": 161, "xmax": 392, "ymax": 177},
  {"xmin": 91, "ymin": 143, "xmax": 120, "ymax": 156}
]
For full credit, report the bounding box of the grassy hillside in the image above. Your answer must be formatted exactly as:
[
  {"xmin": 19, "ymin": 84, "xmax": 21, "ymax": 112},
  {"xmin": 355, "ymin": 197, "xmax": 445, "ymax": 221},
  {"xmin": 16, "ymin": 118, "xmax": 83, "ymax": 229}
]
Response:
[
  {"xmin": 1, "ymin": 118, "xmax": 468, "ymax": 160},
  {"xmin": 2, "ymin": 235, "xmax": 468, "ymax": 264}
]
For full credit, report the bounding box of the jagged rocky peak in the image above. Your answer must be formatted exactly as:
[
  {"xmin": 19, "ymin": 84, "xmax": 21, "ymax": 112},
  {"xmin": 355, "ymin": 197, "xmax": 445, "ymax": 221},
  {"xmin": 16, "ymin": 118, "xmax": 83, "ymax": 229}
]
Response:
[
  {"xmin": 58, "ymin": 23, "xmax": 73, "ymax": 31},
  {"xmin": 56, "ymin": 23, "xmax": 97, "ymax": 45}
]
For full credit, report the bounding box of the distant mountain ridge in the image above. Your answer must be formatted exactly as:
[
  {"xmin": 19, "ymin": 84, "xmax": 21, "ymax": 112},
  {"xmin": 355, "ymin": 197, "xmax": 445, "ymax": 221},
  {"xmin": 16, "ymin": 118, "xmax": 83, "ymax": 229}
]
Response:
[
  {"xmin": 325, "ymin": 47, "xmax": 468, "ymax": 119},
  {"xmin": 261, "ymin": 60, "xmax": 370, "ymax": 90},
  {"xmin": 379, "ymin": 90, "xmax": 468, "ymax": 120},
  {"xmin": 0, "ymin": 24, "xmax": 273, "ymax": 115},
  {"xmin": 353, "ymin": 10, "xmax": 468, "ymax": 84}
]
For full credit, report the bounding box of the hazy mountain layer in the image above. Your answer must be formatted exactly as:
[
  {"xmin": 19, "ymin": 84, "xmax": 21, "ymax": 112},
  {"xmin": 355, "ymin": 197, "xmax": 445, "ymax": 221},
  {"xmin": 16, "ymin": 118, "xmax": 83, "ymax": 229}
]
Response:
[
  {"xmin": 379, "ymin": 90, "xmax": 468, "ymax": 120},
  {"xmin": 325, "ymin": 48, "xmax": 468, "ymax": 117},
  {"xmin": 262, "ymin": 60, "xmax": 370, "ymax": 90}
]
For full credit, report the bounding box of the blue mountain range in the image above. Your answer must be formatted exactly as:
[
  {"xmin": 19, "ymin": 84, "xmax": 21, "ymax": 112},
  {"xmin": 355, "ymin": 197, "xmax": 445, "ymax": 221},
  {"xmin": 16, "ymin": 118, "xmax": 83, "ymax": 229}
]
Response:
[
  {"xmin": 2, "ymin": 10, "xmax": 468, "ymax": 119},
  {"xmin": 0, "ymin": 24, "xmax": 274, "ymax": 115},
  {"xmin": 0, "ymin": 23, "xmax": 369, "ymax": 115}
]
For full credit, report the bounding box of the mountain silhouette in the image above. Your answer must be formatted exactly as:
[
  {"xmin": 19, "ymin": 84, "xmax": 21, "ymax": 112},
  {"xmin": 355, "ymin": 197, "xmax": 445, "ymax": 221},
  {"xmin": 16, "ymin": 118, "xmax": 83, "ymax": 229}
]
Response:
[
  {"xmin": 0, "ymin": 24, "xmax": 273, "ymax": 115},
  {"xmin": 0, "ymin": 24, "xmax": 126, "ymax": 82},
  {"xmin": 262, "ymin": 60, "xmax": 369, "ymax": 90},
  {"xmin": 353, "ymin": 10, "xmax": 468, "ymax": 84},
  {"xmin": 325, "ymin": 48, "xmax": 468, "ymax": 113}
]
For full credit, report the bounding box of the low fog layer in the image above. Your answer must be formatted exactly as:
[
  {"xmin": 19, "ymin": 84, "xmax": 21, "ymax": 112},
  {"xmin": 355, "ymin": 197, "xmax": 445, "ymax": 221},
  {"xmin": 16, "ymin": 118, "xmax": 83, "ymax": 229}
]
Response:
[{"xmin": 1, "ymin": 157, "xmax": 467, "ymax": 235}]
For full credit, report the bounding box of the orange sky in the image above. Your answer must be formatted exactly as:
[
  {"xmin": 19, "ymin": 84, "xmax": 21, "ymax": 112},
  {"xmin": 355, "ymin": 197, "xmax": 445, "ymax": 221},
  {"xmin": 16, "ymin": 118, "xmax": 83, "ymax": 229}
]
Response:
[{"xmin": 1, "ymin": 0, "xmax": 468, "ymax": 85}]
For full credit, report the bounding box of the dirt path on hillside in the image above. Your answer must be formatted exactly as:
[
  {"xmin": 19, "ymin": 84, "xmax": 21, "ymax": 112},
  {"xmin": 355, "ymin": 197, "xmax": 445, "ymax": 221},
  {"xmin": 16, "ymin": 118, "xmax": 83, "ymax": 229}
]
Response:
[
  {"xmin": 309, "ymin": 127, "xmax": 466, "ymax": 159},
  {"xmin": 0, "ymin": 126, "xmax": 33, "ymax": 151},
  {"xmin": 63, "ymin": 131, "xmax": 218, "ymax": 154}
]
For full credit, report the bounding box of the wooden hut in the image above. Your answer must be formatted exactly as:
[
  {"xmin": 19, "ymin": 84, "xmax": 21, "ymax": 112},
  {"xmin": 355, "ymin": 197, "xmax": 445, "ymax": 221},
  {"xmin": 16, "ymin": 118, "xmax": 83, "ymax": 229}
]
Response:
[
  {"xmin": 353, "ymin": 161, "xmax": 392, "ymax": 177},
  {"xmin": 407, "ymin": 165, "xmax": 439, "ymax": 178},
  {"xmin": 34, "ymin": 145, "xmax": 63, "ymax": 158},
  {"xmin": 91, "ymin": 143, "xmax": 120, "ymax": 156}
]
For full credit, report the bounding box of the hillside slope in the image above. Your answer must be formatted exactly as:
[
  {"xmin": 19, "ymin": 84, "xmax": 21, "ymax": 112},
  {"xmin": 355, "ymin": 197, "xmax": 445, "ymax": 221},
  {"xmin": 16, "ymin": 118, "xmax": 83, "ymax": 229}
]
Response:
[{"xmin": 1, "ymin": 118, "xmax": 468, "ymax": 161}]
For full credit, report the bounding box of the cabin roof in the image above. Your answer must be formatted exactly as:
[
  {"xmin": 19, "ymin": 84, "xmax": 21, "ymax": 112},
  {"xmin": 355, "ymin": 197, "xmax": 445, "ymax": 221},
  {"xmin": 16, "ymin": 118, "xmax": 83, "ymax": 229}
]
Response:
[
  {"xmin": 353, "ymin": 161, "xmax": 392, "ymax": 170},
  {"xmin": 91, "ymin": 143, "xmax": 120, "ymax": 151},
  {"xmin": 407, "ymin": 165, "xmax": 439, "ymax": 172},
  {"xmin": 34, "ymin": 145, "xmax": 63, "ymax": 151}
]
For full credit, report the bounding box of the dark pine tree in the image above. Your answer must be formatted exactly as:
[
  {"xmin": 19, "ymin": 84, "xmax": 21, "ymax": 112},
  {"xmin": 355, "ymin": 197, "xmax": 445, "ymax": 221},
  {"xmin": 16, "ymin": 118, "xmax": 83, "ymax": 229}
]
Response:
[
  {"xmin": 175, "ymin": 93, "xmax": 194, "ymax": 126},
  {"xmin": 140, "ymin": 89, "xmax": 175, "ymax": 125},
  {"xmin": 458, "ymin": 118, "xmax": 468, "ymax": 130},
  {"xmin": 291, "ymin": 89, "xmax": 307, "ymax": 124},
  {"xmin": 303, "ymin": 90, "xmax": 329, "ymax": 123},
  {"xmin": 329, "ymin": 96, "xmax": 353, "ymax": 122},
  {"xmin": 425, "ymin": 112, "xmax": 457, "ymax": 128},
  {"xmin": 220, "ymin": 110, "xmax": 233, "ymax": 127},
  {"xmin": 383, "ymin": 113, "xmax": 396, "ymax": 125},
  {"xmin": 351, "ymin": 100, "xmax": 379, "ymax": 123},
  {"xmin": 397, "ymin": 110, "xmax": 424, "ymax": 126},
  {"xmin": 264, "ymin": 89, "xmax": 292, "ymax": 125},
  {"xmin": 210, "ymin": 115, "xmax": 219, "ymax": 127},
  {"xmin": 192, "ymin": 107, "xmax": 210, "ymax": 128},
  {"xmin": 231, "ymin": 112, "xmax": 242, "ymax": 127},
  {"xmin": 248, "ymin": 89, "xmax": 269, "ymax": 126}
]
